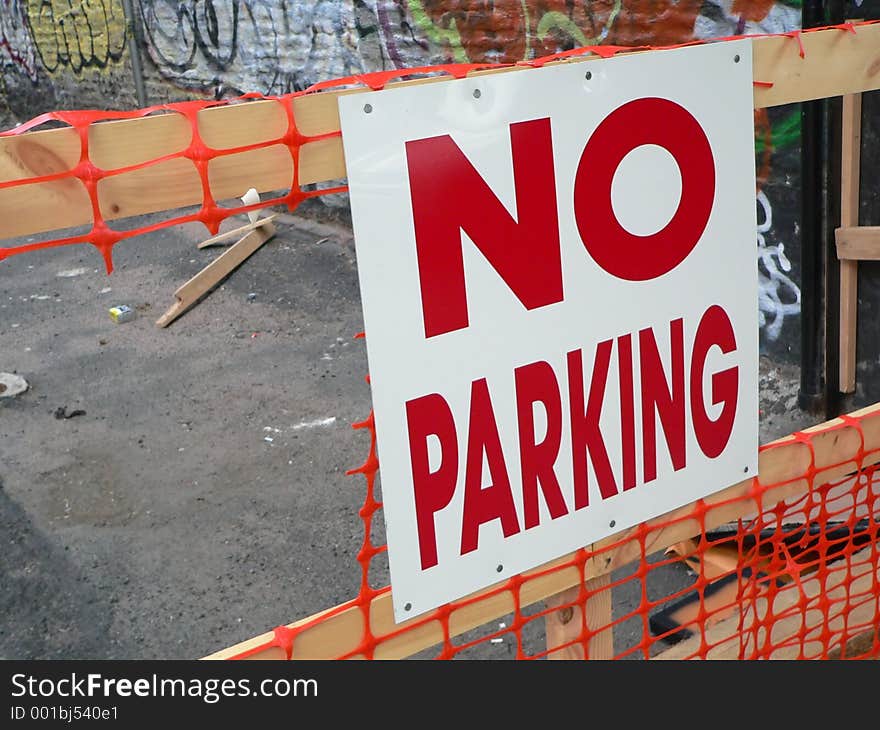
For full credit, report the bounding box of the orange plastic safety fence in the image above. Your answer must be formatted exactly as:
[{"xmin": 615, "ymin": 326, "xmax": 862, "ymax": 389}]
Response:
[
  {"xmin": 3, "ymin": 22, "xmax": 880, "ymax": 662},
  {"xmin": 226, "ymin": 407, "xmax": 880, "ymax": 660},
  {"xmin": 2, "ymin": 20, "xmax": 876, "ymax": 270}
]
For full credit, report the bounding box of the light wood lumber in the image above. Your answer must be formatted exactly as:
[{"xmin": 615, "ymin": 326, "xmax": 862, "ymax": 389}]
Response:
[
  {"xmin": 155, "ymin": 222, "xmax": 276, "ymax": 328},
  {"xmin": 839, "ymin": 90, "xmax": 862, "ymax": 393},
  {"xmin": 836, "ymin": 226, "xmax": 880, "ymax": 260},
  {"xmin": 196, "ymin": 214, "xmax": 278, "ymax": 249},
  {"xmin": 545, "ymin": 573, "xmax": 614, "ymax": 659}
]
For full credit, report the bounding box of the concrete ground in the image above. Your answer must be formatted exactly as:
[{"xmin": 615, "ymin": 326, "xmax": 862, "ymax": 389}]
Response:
[{"xmin": 0, "ymin": 209, "xmax": 820, "ymax": 660}]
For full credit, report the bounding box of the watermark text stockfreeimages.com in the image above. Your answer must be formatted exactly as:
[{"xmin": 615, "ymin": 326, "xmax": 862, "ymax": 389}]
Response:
[{"xmin": 10, "ymin": 672, "xmax": 317, "ymax": 705}]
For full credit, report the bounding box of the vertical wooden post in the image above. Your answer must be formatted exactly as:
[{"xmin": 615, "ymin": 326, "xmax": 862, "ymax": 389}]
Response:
[
  {"xmin": 545, "ymin": 572, "xmax": 613, "ymax": 660},
  {"xmin": 838, "ymin": 84, "xmax": 862, "ymax": 393}
]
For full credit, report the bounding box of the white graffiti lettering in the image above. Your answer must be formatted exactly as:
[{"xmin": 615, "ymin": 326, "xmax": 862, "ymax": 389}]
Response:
[{"xmin": 757, "ymin": 189, "xmax": 800, "ymax": 341}]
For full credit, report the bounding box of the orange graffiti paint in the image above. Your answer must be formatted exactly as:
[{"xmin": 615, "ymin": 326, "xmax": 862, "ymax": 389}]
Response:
[
  {"xmin": 419, "ymin": 0, "xmax": 528, "ymax": 63},
  {"xmin": 418, "ymin": 1, "xmax": 680, "ymax": 64},
  {"xmin": 608, "ymin": 0, "xmax": 703, "ymax": 47},
  {"xmin": 755, "ymin": 108, "xmax": 773, "ymax": 191},
  {"xmin": 732, "ymin": 0, "xmax": 777, "ymax": 23}
]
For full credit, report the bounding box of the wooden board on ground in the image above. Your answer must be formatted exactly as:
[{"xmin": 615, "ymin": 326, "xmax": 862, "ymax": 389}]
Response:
[
  {"xmin": 156, "ymin": 221, "xmax": 276, "ymax": 328},
  {"xmin": 196, "ymin": 214, "xmax": 278, "ymax": 249}
]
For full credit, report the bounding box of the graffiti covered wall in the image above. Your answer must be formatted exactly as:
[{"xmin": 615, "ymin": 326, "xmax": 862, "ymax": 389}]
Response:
[
  {"xmin": 122, "ymin": 1, "xmax": 804, "ymax": 97},
  {"xmin": 1, "ymin": 0, "xmax": 807, "ymax": 353},
  {"xmin": 0, "ymin": 0, "xmax": 138, "ymax": 118},
  {"xmin": 137, "ymin": 1, "xmax": 366, "ymax": 97}
]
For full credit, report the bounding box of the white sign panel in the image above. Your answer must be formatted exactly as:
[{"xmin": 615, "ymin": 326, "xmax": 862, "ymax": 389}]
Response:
[{"xmin": 339, "ymin": 40, "xmax": 758, "ymax": 622}]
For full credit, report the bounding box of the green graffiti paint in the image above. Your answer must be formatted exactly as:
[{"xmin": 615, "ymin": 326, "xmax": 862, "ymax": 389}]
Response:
[
  {"xmin": 406, "ymin": 1, "xmax": 470, "ymax": 63},
  {"xmin": 755, "ymin": 110, "xmax": 802, "ymax": 153}
]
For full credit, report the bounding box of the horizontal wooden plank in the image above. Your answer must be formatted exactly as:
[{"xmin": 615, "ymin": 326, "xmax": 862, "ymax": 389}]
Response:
[
  {"xmin": 751, "ymin": 22, "xmax": 880, "ymax": 108},
  {"xmin": 836, "ymin": 226, "xmax": 880, "ymax": 260},
  {"xmin": 0, "ymin": 125, "xmax": 333, "ymax": 239},
  {"xmin": 203, "ymin": 402, "xmax": 880, "ymax": 660},
  {"xmin": 3, "ymin": 22, "xmax": 880, "ymax": 243}
]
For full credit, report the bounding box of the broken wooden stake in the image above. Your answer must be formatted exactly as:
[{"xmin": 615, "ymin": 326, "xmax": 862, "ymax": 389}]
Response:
[
  {"xmin": 156, "ymin": 220, "xmax": 276, "ymax": 328},
  {"xmin": 197, "ymin": 213, "xmax": 279, "ymax": 249}
]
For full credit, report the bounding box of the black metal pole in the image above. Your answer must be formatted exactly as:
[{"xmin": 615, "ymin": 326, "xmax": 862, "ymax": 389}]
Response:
[
  {"xmin": 798, "ymin": 54, "xmax": 824, "ymax": 413},
  {"xmin": 121, "ymin": 0, "xmax": 148, "ymax": 108},
  {"xmin": 825, "ymin": 92, "xmax": 844, "ymax": 418},
  {"xmin": 798, "ymin": 0, "xmax": 844, "ymax": 417},
  {"xmin": 798, "ymin": 0, "xmax": 825, "ymax": 412},
  {"xmin": 824, "ymin": 0, "xmax": 847, "ymax": 417}
]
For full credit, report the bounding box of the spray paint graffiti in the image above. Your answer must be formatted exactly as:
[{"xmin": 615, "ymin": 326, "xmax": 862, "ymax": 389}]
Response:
[
  {"xmin": 138, "ymin": 0, "xmax": 368, "ymax": 95},
  {"xmin": 372, "ymin": 0, "xmax": 428, "ymax": 69},
  {"xmin": 608, "ymin": 0, "xmax": 702, "ymax": 46},
  {"xmin": 22, "ymin": 0, "xmax": 128, "ymax": 74},
  {"xmin": 1, "ymin": 0, "xmax": 38, "ymax": 80},
  {"xmin": 359, "ymin": 0, "xmax": 426, "ymax": 72},
  {"xmin": 694, "ymin": 0, "xmax": 800, "ymax": 39},
  {"xmin": 757, "ymin": 189, "xmax": 800, "ymax": 341},
  {"xmin": 404, "ymin": 0, "xmax": 623, "ymax": 64},
  {"xmin": 399, "ymin": 0, "xmax": 800, "ymax": 65},
  {"xmin": 754, "ymin": 105, "xmax": 801, "ymax": 343},
  {"xmin": 134, "ymin": 1, "xmax": 804, "ymax": 97}
]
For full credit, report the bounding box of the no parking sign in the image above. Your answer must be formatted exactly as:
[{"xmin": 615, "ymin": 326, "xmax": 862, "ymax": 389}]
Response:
[{"xmin": 339, "ymin": 40, "xmax": 758, "ymax": 622}]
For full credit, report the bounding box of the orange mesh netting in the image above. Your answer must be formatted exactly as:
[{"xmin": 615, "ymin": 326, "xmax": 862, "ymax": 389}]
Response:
[
  {"xmin": 2, "ymin": 23, "xmax": 880, "ymax": 661},
  {"xmin": 2, "ymin": 20, "xmax": 875, "ymax": 270},
  {"xmin": 216, "ymin": 406, "xmax": 880, "ymax": 660}
]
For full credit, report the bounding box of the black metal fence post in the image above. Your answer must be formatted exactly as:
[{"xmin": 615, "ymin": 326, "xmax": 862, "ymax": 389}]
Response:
[{"xmin": 798, "ymin": 0, "xmax": 845, "ymax": 417}]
